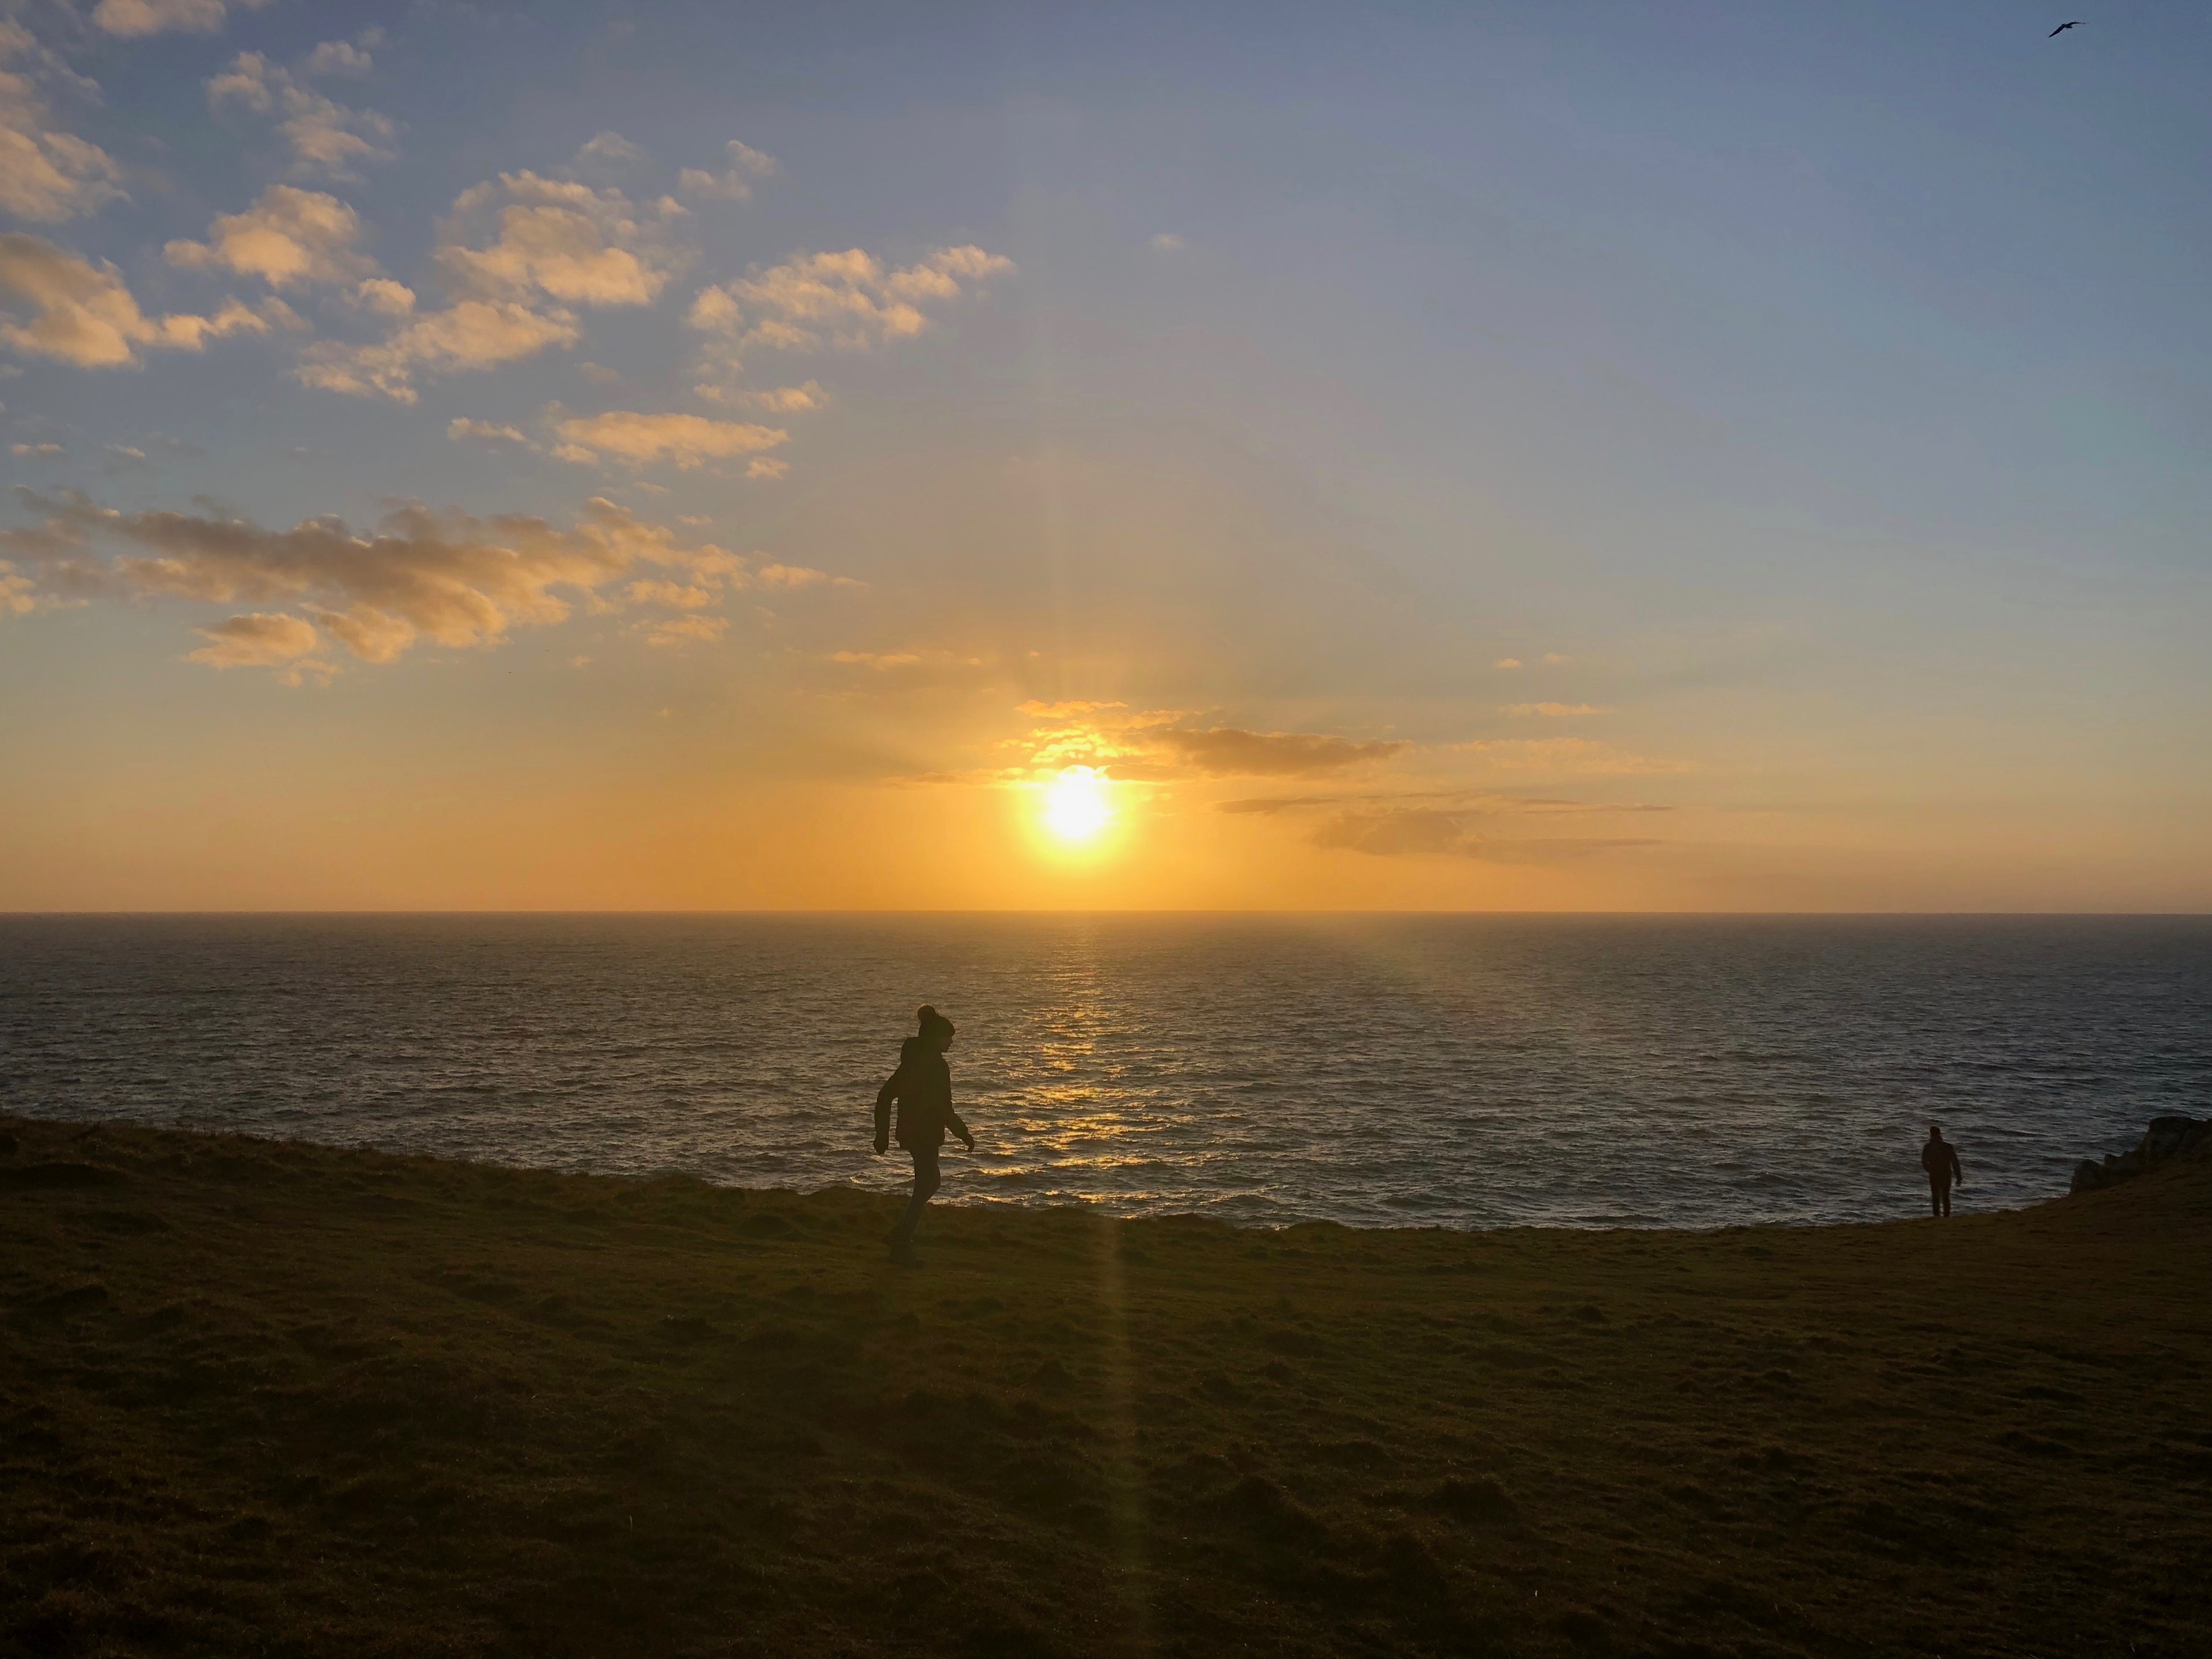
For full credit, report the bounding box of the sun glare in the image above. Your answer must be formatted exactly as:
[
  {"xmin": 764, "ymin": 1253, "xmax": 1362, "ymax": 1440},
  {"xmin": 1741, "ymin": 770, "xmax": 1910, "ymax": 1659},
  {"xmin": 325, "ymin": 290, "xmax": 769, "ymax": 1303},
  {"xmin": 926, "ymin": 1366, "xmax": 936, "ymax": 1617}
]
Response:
[{"xmin": 1041, "ymin": 767, "xmax": 1115, "ymax": 845}]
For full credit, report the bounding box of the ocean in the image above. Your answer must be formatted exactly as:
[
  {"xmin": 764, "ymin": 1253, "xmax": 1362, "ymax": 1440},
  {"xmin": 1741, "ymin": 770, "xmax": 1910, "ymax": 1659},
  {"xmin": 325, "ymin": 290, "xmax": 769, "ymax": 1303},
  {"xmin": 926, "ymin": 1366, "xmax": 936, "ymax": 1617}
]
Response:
[{"xmin": 2, "ymin": 914, "xmax": 2205, "ymax": 1229}]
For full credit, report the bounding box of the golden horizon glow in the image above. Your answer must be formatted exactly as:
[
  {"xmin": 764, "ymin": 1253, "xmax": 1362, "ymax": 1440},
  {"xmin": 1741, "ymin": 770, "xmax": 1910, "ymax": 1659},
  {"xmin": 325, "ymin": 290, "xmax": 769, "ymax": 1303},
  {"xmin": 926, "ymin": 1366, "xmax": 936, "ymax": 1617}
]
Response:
[
  {"xmin": 0, "ymin": 7, "xmax": 2203, "ymax": 915},
  {"xmin": 1041, "ymin": 767, "xmax": 1116, "ymax": 846}
]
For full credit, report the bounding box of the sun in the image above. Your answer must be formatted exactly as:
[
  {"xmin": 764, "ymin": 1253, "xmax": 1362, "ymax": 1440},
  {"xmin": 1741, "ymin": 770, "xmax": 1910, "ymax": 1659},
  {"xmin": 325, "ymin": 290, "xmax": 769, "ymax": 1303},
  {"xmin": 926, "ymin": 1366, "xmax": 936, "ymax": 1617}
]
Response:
[{"xmin": 1041, "ymin": 767, "xmax": 1115, "ymax": 844}]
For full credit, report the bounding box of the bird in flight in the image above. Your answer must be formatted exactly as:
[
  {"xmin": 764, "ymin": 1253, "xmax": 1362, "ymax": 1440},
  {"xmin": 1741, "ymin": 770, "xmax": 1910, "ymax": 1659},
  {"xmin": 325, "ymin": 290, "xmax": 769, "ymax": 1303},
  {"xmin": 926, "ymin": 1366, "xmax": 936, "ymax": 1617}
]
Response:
[{"xmin": 2049, "ymin": 20, "xmax": 2082, "ymax": 35}]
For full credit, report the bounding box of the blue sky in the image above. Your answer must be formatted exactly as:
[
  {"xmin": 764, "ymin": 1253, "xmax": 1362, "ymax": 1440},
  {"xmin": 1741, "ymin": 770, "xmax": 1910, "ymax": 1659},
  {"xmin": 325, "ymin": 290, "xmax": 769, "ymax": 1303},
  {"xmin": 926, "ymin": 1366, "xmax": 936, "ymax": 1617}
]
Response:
[{"xmin": 2, "ymin": 1, "xmax": 2206, "ymax": 909}]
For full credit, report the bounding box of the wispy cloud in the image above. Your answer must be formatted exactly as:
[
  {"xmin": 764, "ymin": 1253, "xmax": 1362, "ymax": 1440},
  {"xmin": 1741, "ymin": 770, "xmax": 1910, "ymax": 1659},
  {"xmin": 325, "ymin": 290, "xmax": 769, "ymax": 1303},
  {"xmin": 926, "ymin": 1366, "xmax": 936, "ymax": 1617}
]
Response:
[
  {"xmin": 93, "ymin": 0, "xmax": 276, "ymax": 38},
  {"xmin": 299, "ymin": 173, "xmax": 687, "ymax": 400},
  {"xmin": 301, "ymin": 34, "xmax": 381, "ymax": 79},
  {"xmin": 0, "ymin": 488, "xmax": 830, "ymax": 678},
  {"xmin": 0, "ymin": 22, "xmax": 126, "ymax": 224},
  {"xmin": 1219, "ymin": 788, "xmax": 1670, "ymax": 818},
  {"xmin": 1451, "ymin": 737, "xmax": 1691, "ymax": 775},
  {"xmin": 678, "ymin": 140, "xmax": 778, "ymax": 203},
  {"xmin": 438, "ymin": 173, "xmax": 687, "ymax": 307},
  {"xmin": 688, "ymin": 244, "xmax": 1012, "ymax": 384},
  {"xmin": 1311, "ymin": 809, "xmax": 1661, "ymax": 863},
  {"xmin": 0, "ymin": 234, "xmax": 270, "ymax": 368},
  {"xmin": 447, "ymin": 418, "xmax": 529, "ymax": 446},
  {"xmin": 1001, "ymin": 702, "xmax": 1410, "ymax": 782},
  {"xmin": 551, "ymin": 410, "xmax": 787, "ymax": 471},
  {"xmin": 299, "ymin": 300, "xmax": 576, "ymax": 400},
  {"xmin": 1018, "ymin": 699, "xmax": 1127, "ymax": 719},
  {"xmin": 1154, "ymin": 726, "xmax": 1410, "ymax": 776},
  {"xmin": 207, "ymin": 49, "xmax": 396, "ymax": 181},
  {"xmin": 1502, "ymin": 701, "xmax": 1609, "ymax": 718},
  {"xmin": 186, "ymin": 609, "xmax": 318, "ymax": 667},
  {"xmin": 696, "ymin": 379, "xmax": 826, "ymax": 413},
  {"xmin": 637, "ymin": 613, "xmax": 726, "ymax": 647},
  {"xmin": 165, "ymin": 185, "xmax": 376, "ymax": 288},
  {"xmin": 571, "ymin": 131, "xmax": 647, "ymax": 171}
]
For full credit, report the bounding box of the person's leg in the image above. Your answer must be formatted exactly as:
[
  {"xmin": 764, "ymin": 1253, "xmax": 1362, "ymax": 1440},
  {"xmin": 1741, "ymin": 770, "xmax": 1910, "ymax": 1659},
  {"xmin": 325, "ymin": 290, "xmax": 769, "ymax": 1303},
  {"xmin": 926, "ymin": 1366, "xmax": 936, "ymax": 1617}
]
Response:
[
  {"xmin": 1929, "ymin": 1176, "xmax": 1943, "ymax": 1218},
  {"xmin": 891, "ymin": 1145, "xmax": 941, "ymax": 1255},
  {"xmin": 1938, "ymin": 1181, "xmax": 1951, "ymax": 1218}
]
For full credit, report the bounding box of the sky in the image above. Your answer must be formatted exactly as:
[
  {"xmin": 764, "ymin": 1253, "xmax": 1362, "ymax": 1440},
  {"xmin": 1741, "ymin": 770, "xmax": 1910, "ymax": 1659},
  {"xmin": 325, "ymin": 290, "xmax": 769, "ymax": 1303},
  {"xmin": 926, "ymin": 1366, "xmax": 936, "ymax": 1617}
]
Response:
[{"xmin": 1, "ymin": 0, "xmax": 2207, "ymax": 911}]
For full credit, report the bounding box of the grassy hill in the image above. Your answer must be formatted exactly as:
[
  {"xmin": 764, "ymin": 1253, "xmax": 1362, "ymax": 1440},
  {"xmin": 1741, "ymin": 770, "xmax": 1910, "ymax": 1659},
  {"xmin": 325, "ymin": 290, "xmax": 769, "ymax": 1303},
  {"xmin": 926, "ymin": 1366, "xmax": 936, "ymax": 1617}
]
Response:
[{"xmin": 1, "ymin": 1113, "xmax": 2206, "ymax": 1657}]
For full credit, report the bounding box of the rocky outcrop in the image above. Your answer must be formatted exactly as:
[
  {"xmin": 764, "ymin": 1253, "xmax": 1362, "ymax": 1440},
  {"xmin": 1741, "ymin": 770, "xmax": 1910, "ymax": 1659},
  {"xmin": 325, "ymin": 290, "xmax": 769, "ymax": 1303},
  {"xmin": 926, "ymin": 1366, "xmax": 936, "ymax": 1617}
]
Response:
[{"xmin": 2070, "ymin": 1116, "xmax": 2210, "ymax": 1195}]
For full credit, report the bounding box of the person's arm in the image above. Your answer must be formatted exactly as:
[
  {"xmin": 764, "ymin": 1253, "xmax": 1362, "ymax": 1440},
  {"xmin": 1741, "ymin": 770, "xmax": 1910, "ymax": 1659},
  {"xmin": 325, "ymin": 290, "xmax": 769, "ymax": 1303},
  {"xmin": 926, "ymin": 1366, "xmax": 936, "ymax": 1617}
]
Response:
[
  {"xmin": 943, "ymin": 1060, "xmax": 973, "ymax": 1150},
  {"xmin": 1951, "ymin": 1148, "xmax": 1964, "ymax": 1185},
  {"xmin": 874, "ymin": 1058, "xmax": 903, "ymax": 1154}
]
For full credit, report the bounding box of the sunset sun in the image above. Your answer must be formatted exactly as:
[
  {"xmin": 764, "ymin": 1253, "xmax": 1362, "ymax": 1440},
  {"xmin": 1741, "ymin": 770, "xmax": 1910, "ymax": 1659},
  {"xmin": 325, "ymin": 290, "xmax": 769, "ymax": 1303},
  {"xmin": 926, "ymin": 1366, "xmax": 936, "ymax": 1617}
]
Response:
[{"xmin": 1041, "ymin": 767, "xmax": 1115, "ymax": 845}]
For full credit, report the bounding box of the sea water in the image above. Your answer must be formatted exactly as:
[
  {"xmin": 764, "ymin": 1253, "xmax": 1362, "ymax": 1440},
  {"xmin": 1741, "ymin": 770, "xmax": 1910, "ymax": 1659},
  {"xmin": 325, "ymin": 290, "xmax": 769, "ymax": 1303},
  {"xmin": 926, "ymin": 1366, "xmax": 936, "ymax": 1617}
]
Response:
[{"xmin": 1, "ymin": 914, "xmax": 2205, "ymax": 1229}]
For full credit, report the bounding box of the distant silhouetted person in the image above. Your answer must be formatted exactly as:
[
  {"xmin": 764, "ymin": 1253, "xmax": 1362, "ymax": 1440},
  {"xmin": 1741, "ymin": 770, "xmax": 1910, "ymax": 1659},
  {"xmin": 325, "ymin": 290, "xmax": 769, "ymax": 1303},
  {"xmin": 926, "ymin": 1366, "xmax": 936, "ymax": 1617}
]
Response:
[
  {"xmin": 1922, "ymin": 1124, "xmax": 1964, "ymax": 1218},
  {"xmin": 874, "ymin": 1005, "xmax": 972, "ymax": 1264}
]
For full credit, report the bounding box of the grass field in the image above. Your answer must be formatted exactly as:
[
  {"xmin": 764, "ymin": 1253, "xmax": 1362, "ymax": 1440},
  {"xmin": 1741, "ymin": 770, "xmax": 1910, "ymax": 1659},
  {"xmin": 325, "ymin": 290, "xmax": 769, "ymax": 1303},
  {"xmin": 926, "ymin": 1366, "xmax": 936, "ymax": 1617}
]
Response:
[{"xmin": 1, "ymin": 1113, "xmax": 2206, "ymax": 1658}]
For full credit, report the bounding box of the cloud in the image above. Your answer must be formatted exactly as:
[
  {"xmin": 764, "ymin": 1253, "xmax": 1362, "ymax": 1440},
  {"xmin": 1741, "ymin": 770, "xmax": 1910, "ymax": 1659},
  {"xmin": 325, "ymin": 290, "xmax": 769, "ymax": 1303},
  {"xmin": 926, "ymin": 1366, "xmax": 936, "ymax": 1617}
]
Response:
[
  {"xmin": 625, "ymin": 578, "xmax": 711, "ymax": 609},
  {"xmin": 447, "ymin": 417, "xmax": 528, "ymax": 446},
  {"xmin": 0, "ymin": 22, "xmax": 126, "ymax": 223},
  {"xmin": 301, "ymin": 174, "xmax": 686, "ymax": 401},
  {"xmin": 1150, "ymin": 233, "xmax": 1184, "ymax": 251},
  {"xmin": 1019, "ymin": 699, "xmax": 1127, "ymax": 719},
  {"xmin": 301, "ymin": 34, "xmax": 380, "ymax": 78},
  {"xmin": 678, "ymin": 139, "xmax": 778, "ymax": 202},
  {"xmin": 186, "ymin": 609, "xmax": 317, "ymax": 667},
  {"xmin": 829, "ymin": 650, "xmax": 923, "ymax": 670},
  {"xmin": 165, "ymin": 185, "xmax": 375, "ymax": 288},
  {"xmin": 573, "ymin": 131, "xmax": 647, "ymax": 170},
  {"xmin": 1493, "ymin": 658, "xmax": 1523, "ymax": 669},
  {"xmin": 1000, "ymin": 702, "xmax": 1412, "ymax": 783},
  {"xmin": 638, "ymin": 613, "xmax": 726, "ymax": 647},
  {"xmin": 1311, "ymin": 809, "xmax": 1661, "ymax": 863},
  {"xmin": 207, "ymin": 51, "xmax": 396, "ymax": 181},
  {"xmin": 755, "ymin": 562, "xmax": 830, "ymax": 588},
  {"xmin": 0, "ymin": 233, "xmax": 268, "ymax": 368},
  {"xmin": 1451, "ymin": 737, "xmax": 1692, "ymax": 775},
  {"xmin": 0, "ymin": 488, "xmax": 806, "ymax": 673},
  {"xmin": 1502, "ymin": 702, "xmax": 1609, "ymax": 718},
  {"xmin": 439, "ymin": 172, "xmax": 687, "ymax": 307},
  {"xmin": 299, "ymin": 298, "xmax": 578, "ymax": 401},
  {"xmin": 687, "ymin": 244, "xmax": 1013, "ymax": 375},
  {"xmin": 1153, "ymin": 726, "xmax": 1410, "ymax": 776},
  {"xmin": 745, "ymin": 456, "xmax": 788, "ymax": 481},
  {"xmin": 1218, "ymin": 788, "xmax": 1671, "ymax": 818},
  {"xmin": 551, "ymin": 410, "xmax": 787, "ymax": 470},
  {"xmin": 1, "ymin": 560, "xmax": 41, "ymax": 614},
  {"xmin": 696, "ymin": 379, "xmax": 825, "ymax": 412},
  {"xmin": 92, "ymin": 0, "xmax": 242, "ymax": 37},
  {"xmin": 351, "ymin": 277, "xmax": 414, "ymax": 316}
]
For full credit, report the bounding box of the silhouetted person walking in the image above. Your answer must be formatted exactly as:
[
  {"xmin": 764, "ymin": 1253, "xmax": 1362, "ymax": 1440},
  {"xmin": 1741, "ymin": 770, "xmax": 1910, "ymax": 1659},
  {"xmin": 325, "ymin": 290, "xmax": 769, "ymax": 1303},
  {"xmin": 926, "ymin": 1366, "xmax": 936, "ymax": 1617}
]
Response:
[
  {"xmin": 1921, "ymin": 1124, "xmax": 1964, "ymax": 1218},
  {"xmin": 875, "ymin": 1005, "xmax": 972, "ymax": 1264}
]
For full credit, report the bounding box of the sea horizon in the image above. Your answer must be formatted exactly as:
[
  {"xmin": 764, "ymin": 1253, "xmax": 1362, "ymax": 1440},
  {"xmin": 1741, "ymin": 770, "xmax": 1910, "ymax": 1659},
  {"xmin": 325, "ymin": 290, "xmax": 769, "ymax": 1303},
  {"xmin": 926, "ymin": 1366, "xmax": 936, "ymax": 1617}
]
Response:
[{"xmin": 7, "ymin": 913, "xmax": 2204, "ymax": 1233}]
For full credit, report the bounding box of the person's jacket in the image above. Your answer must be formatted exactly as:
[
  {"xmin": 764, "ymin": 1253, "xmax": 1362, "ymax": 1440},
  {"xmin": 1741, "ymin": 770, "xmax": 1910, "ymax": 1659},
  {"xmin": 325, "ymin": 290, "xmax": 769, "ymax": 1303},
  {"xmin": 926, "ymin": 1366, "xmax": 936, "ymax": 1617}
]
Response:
[
  {"xmin": 1921, "ymin": 1139, "xmax": 1963, "ymax": 1182},
  {"xmin": 875, "ymin": 1037, "xmax": 966, "ymax": 1152}
]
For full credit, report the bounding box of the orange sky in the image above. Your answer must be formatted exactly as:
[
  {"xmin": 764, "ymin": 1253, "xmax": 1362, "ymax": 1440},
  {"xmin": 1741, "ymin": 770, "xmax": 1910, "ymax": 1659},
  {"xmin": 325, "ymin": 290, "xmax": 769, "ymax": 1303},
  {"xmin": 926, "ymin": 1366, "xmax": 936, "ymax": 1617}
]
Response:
[{"xmin": 3, "ymin": 4, "xmax": 2208, "ymax": 912}]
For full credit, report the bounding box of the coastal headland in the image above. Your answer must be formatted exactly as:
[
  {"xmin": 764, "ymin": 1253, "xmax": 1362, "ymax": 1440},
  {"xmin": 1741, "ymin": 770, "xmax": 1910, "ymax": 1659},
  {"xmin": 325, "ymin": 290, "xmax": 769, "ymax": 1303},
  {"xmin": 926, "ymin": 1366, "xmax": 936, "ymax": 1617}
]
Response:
[{"xmin": 1, "ymin": 1114, "xmax": 2205, "ymax": 1658}]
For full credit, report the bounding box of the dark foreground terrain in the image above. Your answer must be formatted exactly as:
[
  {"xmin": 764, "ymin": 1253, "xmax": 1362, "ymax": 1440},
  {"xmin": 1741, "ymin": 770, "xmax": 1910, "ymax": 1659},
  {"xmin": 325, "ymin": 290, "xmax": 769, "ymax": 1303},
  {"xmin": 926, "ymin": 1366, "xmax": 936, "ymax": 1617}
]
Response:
[{"xmin": 1, "ymin": 1115, "xmax": 2206, "ymax": 1658}]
